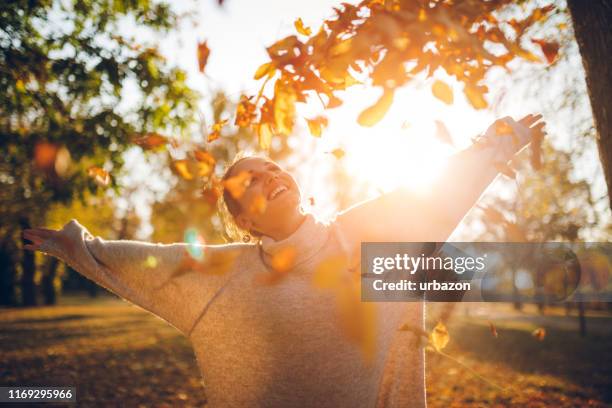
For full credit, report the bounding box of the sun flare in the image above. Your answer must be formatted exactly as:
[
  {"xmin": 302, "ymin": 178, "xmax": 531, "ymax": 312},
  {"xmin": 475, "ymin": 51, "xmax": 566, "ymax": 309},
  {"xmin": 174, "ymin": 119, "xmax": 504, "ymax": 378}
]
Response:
[{"xmin": 346, "ymin": 124, "xmax": 455, "ymax": 195}]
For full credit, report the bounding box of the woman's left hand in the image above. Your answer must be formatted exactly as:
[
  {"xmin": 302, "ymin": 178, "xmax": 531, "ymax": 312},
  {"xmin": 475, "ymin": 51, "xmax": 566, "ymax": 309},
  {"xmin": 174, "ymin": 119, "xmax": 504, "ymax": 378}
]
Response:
[{"xmin": 484, "ymin": 113, "xmax": 546, "ymax": 155}]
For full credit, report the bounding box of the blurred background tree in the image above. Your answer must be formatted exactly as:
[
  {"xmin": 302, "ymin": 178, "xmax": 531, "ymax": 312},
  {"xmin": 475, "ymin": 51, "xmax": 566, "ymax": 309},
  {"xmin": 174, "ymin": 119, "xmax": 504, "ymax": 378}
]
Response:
[{"xmin": 0, "ymin": 0, "xmax": 198, "ymax": 306}]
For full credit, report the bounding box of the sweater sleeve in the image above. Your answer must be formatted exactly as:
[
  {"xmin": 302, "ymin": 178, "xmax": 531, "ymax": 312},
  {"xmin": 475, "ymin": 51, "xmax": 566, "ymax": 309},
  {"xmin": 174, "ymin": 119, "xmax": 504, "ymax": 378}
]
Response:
[
  {"xmin": 336, "ymin": 122, "xmax": 529, "ymax": 246},
  {"xmin": 39, "ymin": 219, "xmax": 245, "ymax": 336}
]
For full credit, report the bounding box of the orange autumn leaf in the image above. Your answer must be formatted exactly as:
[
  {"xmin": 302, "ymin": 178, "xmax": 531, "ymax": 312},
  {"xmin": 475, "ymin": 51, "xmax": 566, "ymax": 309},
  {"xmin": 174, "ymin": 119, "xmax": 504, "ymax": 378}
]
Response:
[
  {"xmin": 495, "ymin": 120, "xmax": 514, "ymax": 135},
  {"xmin": 489, "ymin": 321, "xmax": 499, "ymax": 338},
  {"xmin": 201, "ymin": 187, "xmax": 221, "ymax": 207},
  {"xmin": 173, "ymin": 159, "xmax": 193, "ymax": 180},
  {"xmin": 532, "ymin": 327, "xmax": 546, "ymax": 341},
  {"xmin": 357, "ymin": 88, "xmax": 394, "ymax": 127},
  {"xmin": 34, "ymin": 142, "xmax": 58, "ymax": 171},
  {"xmin": 313, "ymin": 256, "xmax": 348, "ymax": 289},
  {"xmin": 432, "ymin": 80, "xmax": 454, "ymax": 105},
  {"xmin": 273, "ymin": 81, "xmax": 297, "ymax": 136},
  {"xmin": 254, "ymin": 62, "xmax": 276, "ymax": 80},
  {"xmin": 197, "ymin": 41, "xmax": 210, "ymax": 73},
  {"xmin": 329, "ymin": 148, "xmax": 345, "ymax": 160},
  {"xmin": 257, "ymin": 123, "xmax": 273, "ymax": 150},
  {"xmin": 133, "ymin": 133, "xmax": 168, "ymax": 150},
  {"xmin": 223, "ymin": 170, "xmax": 252, "ymax": 199},
  {"xmin": 270, "ymin": 246, "xmax": 297, "ymax": 273},
  {"xmin": 87, "ymin": 166, "xmax": 111, "ymax": 186},
  {"xmin": 531, "ymin": 38, "xmax": 560, "ymax": 64},
  {"xmin": 464, "ymin": 86, "xmax": 488, "ymax": 110},
  {"xmin": 294, "ymin": 18, "xmax": 312, "ymax": 36},
  {"xmin": 235, "ymin": 95, "xmax": 257, "ymax": 127},
  {"xmin": 430, "ymin": 321, "xmax": 449, "ymax": 351},
  {"xmin": 306, "ymin": 116, "xmax": 328, "ymax": 137},
  {"xmin": 208, "ymin": 119, "xmax": 228, "ymax": 143},
  {"xmin": 248, "ymin": 194, "xmax": 267, "ymax": 216}
]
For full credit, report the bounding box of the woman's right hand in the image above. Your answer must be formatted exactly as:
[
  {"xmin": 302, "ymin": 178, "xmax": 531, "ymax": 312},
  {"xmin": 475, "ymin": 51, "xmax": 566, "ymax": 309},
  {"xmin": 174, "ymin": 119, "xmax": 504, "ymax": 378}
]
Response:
[{"xmin": 23, "ymin": 226, "xmax": 71, "ymax": 258}]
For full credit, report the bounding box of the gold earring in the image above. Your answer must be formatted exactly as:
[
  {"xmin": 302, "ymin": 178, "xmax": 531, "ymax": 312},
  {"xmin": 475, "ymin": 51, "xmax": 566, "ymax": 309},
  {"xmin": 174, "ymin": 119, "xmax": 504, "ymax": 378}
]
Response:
[{"xmin": 242, "ymin": 234, "xmax": 251, "ymax": 243}]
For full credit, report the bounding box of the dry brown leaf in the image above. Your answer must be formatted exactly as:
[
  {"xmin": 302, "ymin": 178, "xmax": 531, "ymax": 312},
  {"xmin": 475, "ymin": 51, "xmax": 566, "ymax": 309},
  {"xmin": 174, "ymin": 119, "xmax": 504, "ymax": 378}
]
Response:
[
  {"xmin": 133, "ymin": 133, "xmax": 168, "ymax": 150},
  {"xmin": 223, "ymin": 171, "xmax": 252, "ymax": 199},
  {"xmin": 173, "ymin": 160, "xmax": 193, "ymax": 180},
  {"xmin": 432, "ymin": 80, "xmax": 453, "ymax": 105},
  {"xmin": 306, "ymin": 116, "xmax": 328, "ymax": 137},
  {"xmin": 208, "ymin": 119, "xmax": 228, "ymax": 143},
  {"xmin": 430, "ymin": 321, "xmax": 449, "ymax": 351},
  {"xmin": 87, "ymin": 166, "xmax": 111, "ymax": 186},
  {"xmin": 294, "ymin": 18, "xmax": 312, "ymax": 36},
  {"xmin": 197, "ymin": 41, "xmax": 210, "ymax": 73},
  {"xmin": 357, "ymin": 88, "xmax": 394, "ymax": 127},
  {"xmin": 532, "ymin": 327, "xmax": 546, "ymax": 341},
  {"xmin": 531, "ymin": 38, "xmax": 560, "ymax": 64}
]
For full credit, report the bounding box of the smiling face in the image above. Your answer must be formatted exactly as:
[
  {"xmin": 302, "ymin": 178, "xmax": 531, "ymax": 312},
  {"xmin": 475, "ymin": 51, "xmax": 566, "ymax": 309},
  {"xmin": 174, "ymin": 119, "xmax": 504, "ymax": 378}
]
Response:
[{"xmin": 223, "ymin": 157, "xmax": 302, "ymax": 239}]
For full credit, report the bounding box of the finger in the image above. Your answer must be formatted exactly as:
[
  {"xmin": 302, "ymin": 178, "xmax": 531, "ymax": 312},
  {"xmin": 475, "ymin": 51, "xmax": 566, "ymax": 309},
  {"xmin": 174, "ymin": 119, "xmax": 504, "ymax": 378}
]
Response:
[
  {"xmin": 23, "ymin": 231, "xmax": 45, "ymax": 245},
  {"xmin": 23, "ymin": 244, "xmax": 40, "ymax": 252},
  {"xmin": 519, "ymin": 114, "xmax": 542, "ymax": 127},
  {"xmin": 530, "ymin": 122, "xmax": 546, "ymax": 132},
  {"xmin": 24, "ymin": 228, "xmax": 56, "ymax": 240}
]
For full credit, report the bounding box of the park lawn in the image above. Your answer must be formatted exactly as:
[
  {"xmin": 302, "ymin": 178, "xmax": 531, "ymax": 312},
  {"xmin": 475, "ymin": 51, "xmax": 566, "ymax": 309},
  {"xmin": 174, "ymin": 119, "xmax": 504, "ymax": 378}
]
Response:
[{"xmin": 1, "ymin": 297, "xmax": 610, "ymax": 407}]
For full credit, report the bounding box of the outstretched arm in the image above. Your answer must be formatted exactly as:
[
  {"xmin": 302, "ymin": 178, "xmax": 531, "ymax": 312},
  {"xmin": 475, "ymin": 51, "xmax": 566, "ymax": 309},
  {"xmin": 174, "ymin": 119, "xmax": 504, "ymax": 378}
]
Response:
[
  {"xmin": 337, "ymin": 114, "xmax": 546, "ymax": 246},
  {"xmin": 23, "ymin": 219, "xmax": 245, "ymax": 336}
]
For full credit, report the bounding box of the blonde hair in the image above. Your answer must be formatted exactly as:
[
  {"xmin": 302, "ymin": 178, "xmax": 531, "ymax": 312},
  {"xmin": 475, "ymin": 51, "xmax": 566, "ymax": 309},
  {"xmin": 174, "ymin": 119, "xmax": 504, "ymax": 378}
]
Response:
[{"xmin": 216, "ymin": 152, "xmax": 268, "ymax": 244}]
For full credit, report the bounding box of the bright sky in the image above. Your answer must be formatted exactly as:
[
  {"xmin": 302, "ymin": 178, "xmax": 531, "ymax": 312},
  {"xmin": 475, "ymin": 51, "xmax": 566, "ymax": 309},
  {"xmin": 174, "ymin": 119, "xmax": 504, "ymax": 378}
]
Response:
[{"xmin": 114, "ymin": 0, "xmax": 607, "ymax": 240}]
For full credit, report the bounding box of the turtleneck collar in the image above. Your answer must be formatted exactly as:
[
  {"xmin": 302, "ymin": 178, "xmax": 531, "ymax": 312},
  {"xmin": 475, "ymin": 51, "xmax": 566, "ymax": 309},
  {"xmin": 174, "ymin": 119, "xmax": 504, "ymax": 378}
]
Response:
[{"xmin": 260, "ymin": 213, "xmax": 330, "ymax": 269}]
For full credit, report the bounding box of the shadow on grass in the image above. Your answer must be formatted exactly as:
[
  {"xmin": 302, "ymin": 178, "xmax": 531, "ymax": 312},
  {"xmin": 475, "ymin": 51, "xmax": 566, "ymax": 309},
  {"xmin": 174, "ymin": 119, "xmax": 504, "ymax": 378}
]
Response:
[{"xmin": 450, "ymin": 318, "xmax": 612, "ymax": 403}]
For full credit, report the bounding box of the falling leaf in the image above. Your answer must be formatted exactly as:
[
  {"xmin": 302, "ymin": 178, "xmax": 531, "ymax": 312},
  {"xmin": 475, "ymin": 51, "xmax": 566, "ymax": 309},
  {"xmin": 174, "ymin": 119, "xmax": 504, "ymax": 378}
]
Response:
[
  {"xmin": 271, "ymin": 246, "xmax": 297, "ymax": 273},
  {"xmin": 208, "ymin": 119, "xmax": 228, "ymax": 142},
  {"xmin": 532, "ymin": 327, "xmax": 546, "ymax": 341},
  {"xmin": 254, "ymin": 62, "xmax": 276, "ymax": 80},
  {"xmin": 223, "ymin": 171, "xmax": 252, "ymax": 199},
  {"xmin": 313, "ymin": 256, "xmax": 348, "ymax": 289},
  {"xmin": 489, "ymin": 321, "xmax": 498, "ymax": 338},
  {"xmin": 464, "ymin": 86, "xmax": 488, "ymax": 110},
  {"xmin": 432, "ymin": 80, "xmax": 454, "ymax": 105},
  {"xmin": 308, "ymin": 196, "xmax": 315, "ymax": 206},
  {"xmin": 235, "ymin": 95, "xmax": 257, "ymax": 127},
  {"xmin": 133, "ymin": 133, "xmax": 168, "ymax": 150},
  {"xmin": 329, "ymin": 148, "xmax": 345, "ymax": 160},
  {"xmin": 430, "ymin": 321, "xmax": 449, "ymax": 351},
  {"xmin": 87, "ymin": 166, "xmax": 111, "ymax": 186},
  {"xmin": 257, "ymin": 123, "xmax": 273, "ymax": 150},
  {"xmin": 248, "ymin": 194, "xmax": 267, "ymax": 215},
  {"xmin": 495, "ymin": 120, "xmax": 514, "ymax": 135},
  {"xmin": 173, "ymin": 160, "xmax": 193, "ymax": 180},
  {"xmin": 357, "ymin": 88, "xmax": 394, "ymax": 127},
  {"xmin": 531, "ymin": 38, "xmax": 560, "ymax": 64},
  {"xmin": 197, "ymin": 41, "xmax": 210, "ymax": 73},
  {"xmin": 34, "ymin": 142, "xmax": 58, "ymax": 171},
  {"xmin": 306, "ymin": 116, "xmax": 328, "ymax": 137},
  {"xmin": 434, "ymin": 120, "xmax": 454, "ymax": 146},
  {"xmin": 201, "ymin": 187, "xmax": 221, "ymax": 207},
  {"xmin": 294, "ymin": 18, "xmax": 312, "ymax": 36}
]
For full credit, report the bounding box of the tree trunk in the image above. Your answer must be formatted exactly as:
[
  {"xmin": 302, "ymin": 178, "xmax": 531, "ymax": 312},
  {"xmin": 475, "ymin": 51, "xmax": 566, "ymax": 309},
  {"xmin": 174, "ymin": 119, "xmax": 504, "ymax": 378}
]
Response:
[
  {"xmin": 42, "ymin": 257, "xmax": 59, "ymax": 305},
  {"xmin": 567, "ymin": 0, "xmax": 612, "ymax": 209},
  {"xmin": 19, "ymin": 218, "xmax": 37, "ymax": 306},
  {"xmin": 0, "ymin": 241, "xmax": 17, "ymax": 306}
]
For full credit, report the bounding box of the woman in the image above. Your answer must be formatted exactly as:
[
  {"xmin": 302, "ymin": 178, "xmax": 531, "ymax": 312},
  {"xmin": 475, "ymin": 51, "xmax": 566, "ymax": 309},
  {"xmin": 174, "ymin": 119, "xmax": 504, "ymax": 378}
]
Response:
[{"xmin": 24, "ymin": 114, "xmax": 545, "ymax": 407}]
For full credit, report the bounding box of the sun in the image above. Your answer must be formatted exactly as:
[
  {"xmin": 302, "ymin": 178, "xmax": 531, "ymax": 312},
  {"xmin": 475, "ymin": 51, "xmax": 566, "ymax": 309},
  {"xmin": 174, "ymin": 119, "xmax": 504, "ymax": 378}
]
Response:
[{"xmin": 345, "ymin": 122, "xmax": 455, "ymax": 195}]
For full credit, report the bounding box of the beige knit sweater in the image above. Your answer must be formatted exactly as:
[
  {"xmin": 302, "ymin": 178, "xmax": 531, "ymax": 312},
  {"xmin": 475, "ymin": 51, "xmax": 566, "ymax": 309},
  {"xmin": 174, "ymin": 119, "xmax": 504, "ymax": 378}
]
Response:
[{"xmin": 39, "ymin": 123, "xmax": 529, "ymax": 407}]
